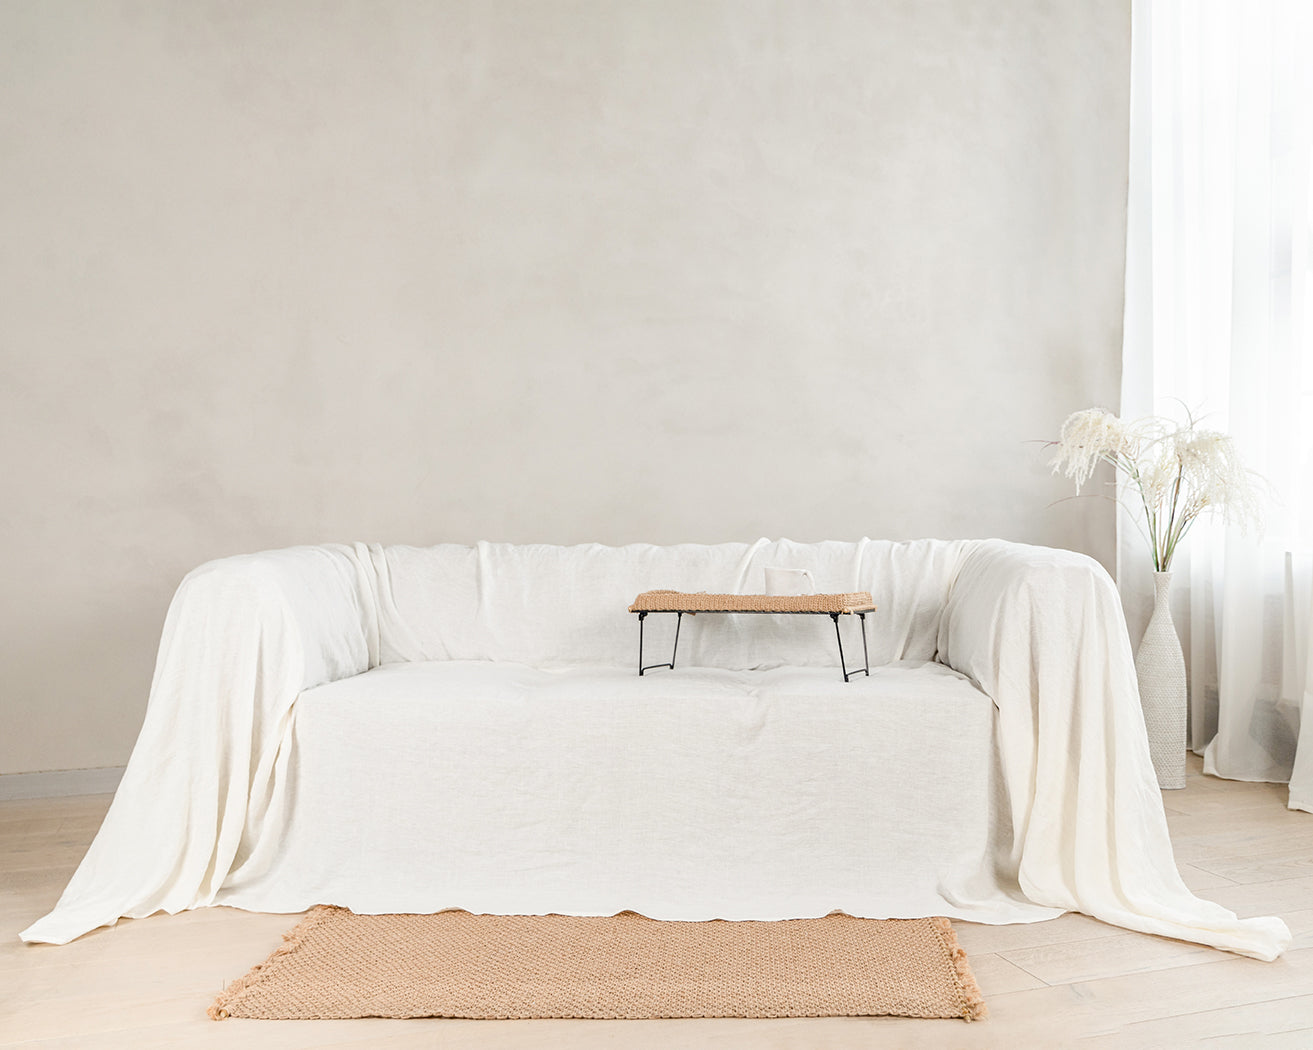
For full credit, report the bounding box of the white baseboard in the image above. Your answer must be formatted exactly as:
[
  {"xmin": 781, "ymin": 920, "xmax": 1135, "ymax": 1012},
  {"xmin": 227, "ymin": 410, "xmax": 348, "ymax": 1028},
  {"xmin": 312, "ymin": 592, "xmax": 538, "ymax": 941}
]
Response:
[{"xmin": 0, "ymin": 767, "xmax": 125, "ymax": 801}]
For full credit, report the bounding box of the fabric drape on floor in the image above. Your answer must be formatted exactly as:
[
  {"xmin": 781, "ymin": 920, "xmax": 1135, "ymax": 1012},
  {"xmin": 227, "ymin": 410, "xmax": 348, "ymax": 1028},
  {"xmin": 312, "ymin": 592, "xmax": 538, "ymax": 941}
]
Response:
[{"xmin": 1121, "ymin": 0, "xmax": 1313, "ymax": 812}]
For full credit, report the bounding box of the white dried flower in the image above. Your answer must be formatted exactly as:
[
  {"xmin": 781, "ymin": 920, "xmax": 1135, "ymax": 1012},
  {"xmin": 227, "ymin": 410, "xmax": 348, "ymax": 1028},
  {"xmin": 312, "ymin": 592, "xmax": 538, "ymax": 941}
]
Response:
[
  {"xmin": 1051, "ymin": 408, "xmax": 1130, "ymax": 488},
  {"xmin": 1050, "ymin": 408, "xmax": 1264, "ymax": 571},
  {"xmin": 1174, "ymin": 429, "xmax": 1264, "ymax": 532}
]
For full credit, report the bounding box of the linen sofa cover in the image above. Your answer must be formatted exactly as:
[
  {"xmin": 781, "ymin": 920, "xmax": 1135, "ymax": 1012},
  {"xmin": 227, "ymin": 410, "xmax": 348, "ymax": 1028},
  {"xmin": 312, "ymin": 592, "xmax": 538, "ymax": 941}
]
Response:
[
  {"xmin": 217, "ymin": 659, "xmax": 1027, "ymax": 925},
  {"xmin": 20, "ymin": 538, "xmax": 1291, "ymax": 960}
]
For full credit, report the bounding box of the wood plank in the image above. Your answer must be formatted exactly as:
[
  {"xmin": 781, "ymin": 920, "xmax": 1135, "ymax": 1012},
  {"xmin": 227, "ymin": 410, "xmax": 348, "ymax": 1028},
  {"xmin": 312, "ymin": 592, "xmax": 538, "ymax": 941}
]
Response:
[
  {"xmin": 1196, "ymin": 875, "xmax": 1313, "ymax": 916},
  {"xmin": 1167, "ymin": 826, "xmax": 1313, "ymax": 865},
  {"xmin": 967, "ymin": 953, "xmax": 1048, "ymax": 994},
  {"xmin": 1191, "ymin": 851, "xmax": 1313, "ymax": 886},
  {"xmin": 1165, "ymin": 806, "xmax": 1312, "ymax": 838},
  {"xmin": 0, "ymin": 867, "xmax": 78, "ymax": 936},
  {"xmin": 0, "ymin": 909, "xmax": 298, "ymax": 978},
  {"xmin": 1162, "ymin": 780, "xmax": 1291, "ymax": 816},
  {"xmin": 987, "ymin": 947, "xmax": 1313, "ymax": 1034},
  {"xmin": 1, "ymin": 852, "xmax": 97, "ymax": 878},
  {"xmin": 0, "ymin": 796, "xmax": 112, "ymax": 826},
  {"xmin": 0, "ymin": 814, "xmax": 106, "ymax": 840},
  {"xmin": 998, "ymin": 931, "xmax": 1220, "ymax": 986},
  {"xmin": 1250, "ymin": 1031, "xmax": 1313, "ymax": 1050},
  {"xmin": 951, "ymin": 911, "xmax": 1112, "ymax": 955},
  {"xmin": 1080, "ymin": 995, "xmax": 1313, "ymax": 1049},
  {"xmin": 0, "ymin": 1015, "xmax": 1016, "ymax": 1050},
  {"xmin": 1278, "ymin": 909, "xmax": 1313, "ymax": 950},
  {"xmin": 1176, "ymin": 862, "xmax": 1237, "ymax": 891}
]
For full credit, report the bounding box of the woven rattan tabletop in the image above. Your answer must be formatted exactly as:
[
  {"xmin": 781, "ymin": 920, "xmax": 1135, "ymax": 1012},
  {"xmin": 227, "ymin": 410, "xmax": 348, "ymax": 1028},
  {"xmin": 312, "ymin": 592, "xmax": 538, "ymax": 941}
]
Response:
[{"xmin": 628, "ymin": 590, "xmax": 876, "ymax": 615}]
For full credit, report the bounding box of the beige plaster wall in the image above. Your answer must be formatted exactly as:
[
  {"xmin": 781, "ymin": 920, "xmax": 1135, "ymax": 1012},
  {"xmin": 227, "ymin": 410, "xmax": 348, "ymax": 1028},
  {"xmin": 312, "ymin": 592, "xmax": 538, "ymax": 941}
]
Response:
[{"xmin": 0, "ymin": 0, "xmax": 1129, "ymax": 775}]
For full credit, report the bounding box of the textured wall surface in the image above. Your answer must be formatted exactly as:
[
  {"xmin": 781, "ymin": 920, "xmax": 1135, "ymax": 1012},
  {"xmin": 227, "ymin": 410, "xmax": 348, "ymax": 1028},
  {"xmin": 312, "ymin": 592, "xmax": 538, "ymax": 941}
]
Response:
[{"xmin": 0, "ymin": 0, "xmax": 1129, "ymax": 774}]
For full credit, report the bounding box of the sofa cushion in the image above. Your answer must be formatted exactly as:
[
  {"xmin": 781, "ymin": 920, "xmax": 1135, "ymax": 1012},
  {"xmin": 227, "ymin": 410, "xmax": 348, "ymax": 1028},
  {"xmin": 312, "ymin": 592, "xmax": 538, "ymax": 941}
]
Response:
[
  {"xmin": 216, "ymin": 658, "xmax": 1049, "ymax": 926},
  {"xmin": 370, "ymin": 538, "xmax": 968, "ymax": 670}
]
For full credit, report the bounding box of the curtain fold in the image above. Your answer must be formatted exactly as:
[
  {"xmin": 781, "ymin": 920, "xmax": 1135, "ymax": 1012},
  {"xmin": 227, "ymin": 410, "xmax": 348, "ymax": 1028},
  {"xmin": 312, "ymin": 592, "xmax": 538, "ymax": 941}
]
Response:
[{"xmin": 1122, "ymin": 0, "xmax": 1313, "ymax": 811}]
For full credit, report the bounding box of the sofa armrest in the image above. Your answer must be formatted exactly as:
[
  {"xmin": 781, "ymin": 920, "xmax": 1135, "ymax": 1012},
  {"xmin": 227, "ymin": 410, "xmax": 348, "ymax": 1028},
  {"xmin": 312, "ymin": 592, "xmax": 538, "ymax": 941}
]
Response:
[
  {"xmin": 937, "ymin": 539, "xmax": 1289, "ymax": 960},
  {"xmin": 22, "ymin": 544, "xmax": 377, "ymax": 945},
  {"xmin": 165, "ymin": 543, "xmax": 379, "ymax": 695}
]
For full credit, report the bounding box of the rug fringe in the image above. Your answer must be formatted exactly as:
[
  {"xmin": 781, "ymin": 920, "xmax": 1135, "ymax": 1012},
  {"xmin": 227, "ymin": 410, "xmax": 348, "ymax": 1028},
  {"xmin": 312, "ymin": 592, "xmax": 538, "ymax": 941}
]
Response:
[
  {"xmin": 931, "ymin": 916, "xmax": 988, "ymax": 1021},
  {"xmin": 208, "ymin": 905, "xmax": 342, "ymax": 1021}
]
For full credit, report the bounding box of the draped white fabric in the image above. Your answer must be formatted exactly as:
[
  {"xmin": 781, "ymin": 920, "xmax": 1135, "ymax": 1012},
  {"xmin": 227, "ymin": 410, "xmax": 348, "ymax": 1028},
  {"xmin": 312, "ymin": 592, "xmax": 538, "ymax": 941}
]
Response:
[
  {"xmin": 1122, "ymin": 0, "xmax": 1313, "ymax": 811},
  {"xmin": 21, "ymin": 539, "xmax": 1290, "ymax": 959}
]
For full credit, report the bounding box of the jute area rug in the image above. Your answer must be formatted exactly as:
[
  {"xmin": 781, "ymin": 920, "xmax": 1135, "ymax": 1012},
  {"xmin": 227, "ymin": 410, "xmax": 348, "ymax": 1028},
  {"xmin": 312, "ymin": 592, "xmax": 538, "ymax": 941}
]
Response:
[{"xmin": 210, "ymin": 907, "xmax": 986, "ymax": 1022}]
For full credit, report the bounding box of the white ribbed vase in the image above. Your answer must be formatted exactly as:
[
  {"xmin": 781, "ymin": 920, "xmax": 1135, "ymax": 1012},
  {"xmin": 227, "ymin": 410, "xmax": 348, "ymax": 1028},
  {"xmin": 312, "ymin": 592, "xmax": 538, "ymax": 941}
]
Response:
[{"xmin": 1135, "ymin": 571, "xmax": 1187, "ymax": 790}]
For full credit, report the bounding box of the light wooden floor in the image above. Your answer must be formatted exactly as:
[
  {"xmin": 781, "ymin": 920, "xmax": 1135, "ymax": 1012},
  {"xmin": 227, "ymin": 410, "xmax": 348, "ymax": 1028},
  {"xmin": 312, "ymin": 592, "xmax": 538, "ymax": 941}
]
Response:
[{"xmin": 3, "ymin": 752, "xmax": 1311, "ymax": 1049}]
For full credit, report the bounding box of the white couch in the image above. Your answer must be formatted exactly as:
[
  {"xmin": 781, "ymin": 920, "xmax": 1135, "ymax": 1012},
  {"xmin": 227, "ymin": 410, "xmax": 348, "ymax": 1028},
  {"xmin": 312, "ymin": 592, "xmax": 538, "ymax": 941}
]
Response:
[{"xmin": 22, "ymin": 538, "xmax": 1290, "ymax": 959}]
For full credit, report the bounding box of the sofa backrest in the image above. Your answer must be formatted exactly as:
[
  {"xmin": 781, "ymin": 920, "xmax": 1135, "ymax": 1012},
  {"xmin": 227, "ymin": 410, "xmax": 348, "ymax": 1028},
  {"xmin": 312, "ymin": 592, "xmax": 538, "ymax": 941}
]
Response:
[{"xmin": 369, "ymin": 538, "xmax": 970, "ymax": 670}]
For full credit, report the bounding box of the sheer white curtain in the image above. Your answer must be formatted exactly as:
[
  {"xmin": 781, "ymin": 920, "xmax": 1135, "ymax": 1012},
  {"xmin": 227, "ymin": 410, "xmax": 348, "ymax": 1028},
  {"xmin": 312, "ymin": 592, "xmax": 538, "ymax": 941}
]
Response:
[{"xmin": 1122, "ymin": 0, "xmax": 1313, "ymax": 811}]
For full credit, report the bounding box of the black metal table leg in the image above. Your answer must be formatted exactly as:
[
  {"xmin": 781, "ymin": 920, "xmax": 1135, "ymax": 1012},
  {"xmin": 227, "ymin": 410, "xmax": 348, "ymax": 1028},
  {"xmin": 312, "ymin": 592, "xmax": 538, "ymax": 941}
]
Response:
[
  {"xmin": 638, "ymin": 611, "xmax": 647, "ymax": 675},
  {"xmin": 831, "ymin": 613, "xmax": 849, "ymax": 682},
  {"xmin": 831, "ymin": 612, "xmax": 871, "ymax": 683},
  {"xmin": 638, "ymin": 610, "xmax": 683, "ymax": 675}
]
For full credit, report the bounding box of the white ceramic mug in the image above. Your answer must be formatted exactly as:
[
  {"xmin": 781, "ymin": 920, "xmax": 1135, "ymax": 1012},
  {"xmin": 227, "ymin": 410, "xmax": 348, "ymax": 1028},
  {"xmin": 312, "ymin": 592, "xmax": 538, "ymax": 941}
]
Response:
[{"xmin": 763, "ymin": 567, "xmax": 816, "ymax": 596}]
